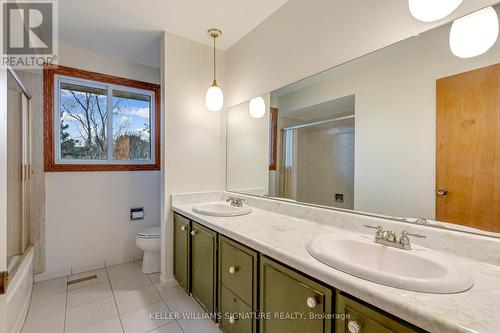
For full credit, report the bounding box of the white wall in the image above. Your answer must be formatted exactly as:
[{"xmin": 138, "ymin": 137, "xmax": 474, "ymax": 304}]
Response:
[
  {"xmin": 161, "ymin": 32, "xmax": 226, "ymax": 285},
  {"xmin": 39, "ymin": 43, "xmax": 162, "ymax": 280},
  {"xmin": 225, "ymin": 0, "xmax": 499, "ymax": 107},
  {"xmin": 59, "ymin": 43, "xmax": 160, "ymax": 83},
  {"xmin": 272, "ymin": 22, "xmax": 500, "ymax": 219},
  {"xmin": 226, "ymin": 95, "xmax": 270, "ymax": 195}
]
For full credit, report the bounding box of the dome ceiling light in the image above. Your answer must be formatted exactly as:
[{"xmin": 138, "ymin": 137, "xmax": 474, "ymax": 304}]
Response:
[
  {"xmin": 450, "ymin": 7, "xmax": 499, "ymax": 58},
  {"xmin": 409, "ymin": 0, "xmax": 463, "ymax": 22}
]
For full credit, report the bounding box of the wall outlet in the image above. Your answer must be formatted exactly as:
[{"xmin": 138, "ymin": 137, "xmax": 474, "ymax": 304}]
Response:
[
  {"xmin": 335, "ymin": 193, "xmax": 344, "ymax": 204},
  {"xmin": 130, "ymin": 207, "xmax": 144, "ymax": 221}
]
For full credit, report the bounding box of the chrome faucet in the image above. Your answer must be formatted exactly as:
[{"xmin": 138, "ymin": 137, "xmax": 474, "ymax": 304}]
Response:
[
  {"xmin": 414, "ymin": 217, "xmax": 430, "ymax": 225},
  {"xmin": 226, "ymin": 196, "xmax": 245, "ymax": 207},
  {"xmin": 365, "ymin": 225, "xmax": 426, "ymax": 250}
]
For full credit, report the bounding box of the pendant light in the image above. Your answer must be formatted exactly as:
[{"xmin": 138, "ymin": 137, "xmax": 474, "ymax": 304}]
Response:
[
  {"xmin": 206, "ymin": 29, "xmax": 223, "ymax": 111},
  {"xmin": 409, "ymin": 0, "xmax": 463, "ymax": 22},
  {"xmin": 450, "ymin": 7, "xmax": 499, "ymax": 59},
  {"xmin": 249, "ymin": 96, "xmax": 266, "ymax": 118}
]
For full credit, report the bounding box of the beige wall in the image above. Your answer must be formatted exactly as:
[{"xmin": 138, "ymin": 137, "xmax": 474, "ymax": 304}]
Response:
[
  {"xmin": 39, "ymin": 44, "xmax": 162, "ymax": 281},
  {"xmin": 161, "ymin": 32, "xmax": 226, "ymax": 285},
  {"xmin": 225, "ymin": 0, "xmax": 499, "ymax": 107}
]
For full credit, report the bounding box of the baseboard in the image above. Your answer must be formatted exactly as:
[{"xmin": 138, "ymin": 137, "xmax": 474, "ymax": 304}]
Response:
[
  {"xmin": 35, "ymin": 254, "xmax": 143, "ymax": 282},
  {"xmin": 159, "ymin": 275, "xmax": 178, "ymax": 290}
]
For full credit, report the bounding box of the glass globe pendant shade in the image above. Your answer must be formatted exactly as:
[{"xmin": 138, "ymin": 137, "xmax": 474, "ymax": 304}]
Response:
[
  {"xmin": 249, "ymin": 96, "xmax": 266, "ymax": 118},
  {"xmin": 206, "ymin": 82, "xmax": 224, "ymax": 111},
  {"xmin": 450, "ymin": 6, "xmax": 499, "ymax": 59},
  {"xmin": 409, "ymin": 0, "xmax": 463, "ymax": 22}
]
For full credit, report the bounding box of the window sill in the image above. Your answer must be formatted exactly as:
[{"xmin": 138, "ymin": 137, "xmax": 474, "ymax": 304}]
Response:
[{"xmin": 44, "ymin": 163, "xmax": 160, "ymax": 172}]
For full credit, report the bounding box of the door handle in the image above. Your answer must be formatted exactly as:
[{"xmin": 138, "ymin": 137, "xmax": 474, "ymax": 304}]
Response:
[{"xmin": 436, "ymin": 188, "xmax": 448, "ymax": 196}]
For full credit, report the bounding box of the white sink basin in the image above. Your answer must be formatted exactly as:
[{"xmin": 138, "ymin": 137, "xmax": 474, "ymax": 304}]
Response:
[
  {"xmin": 307, "ymin": 232, "xmax": 473, "ymax": 293},
  {"xmin": 192, "ymin": 203, "xmax": 252, "ymax": 217}
]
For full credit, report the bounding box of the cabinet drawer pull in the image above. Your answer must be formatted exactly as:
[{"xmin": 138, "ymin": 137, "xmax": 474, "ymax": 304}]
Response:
[
  {"xmin": 190, "ymin": 230, "xmax": 197, "ymax": 236},
  {"xmin": 306, "ymin": 297, "xmax": 318, "ymax": 309},
  {"xmin": 181, "ymin": 226, "xmax": 186, "ymax": 231},
  {"xmin": 228, "ymin": 266, "xmax": 238, "ymax": 274},
  {"xmin": 229, "ymin": 315, "xmax": 237, "ymax": 324},
  {"xmin": 348, "ymin": 320, "xmax": 361, "ymax": 333}
]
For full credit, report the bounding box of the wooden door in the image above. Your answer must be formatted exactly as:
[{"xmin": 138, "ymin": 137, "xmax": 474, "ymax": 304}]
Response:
[{"xmin": 436, "ymin": 63, "xmax": 500, "ymax": 232}]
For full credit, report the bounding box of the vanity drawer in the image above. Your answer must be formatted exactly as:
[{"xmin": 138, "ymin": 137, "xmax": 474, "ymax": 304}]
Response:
[
  {"xmin": 219, "ymin": 285, "xmax": 256, "ymax": 333},
  {"xmin": 260, "ymin": 256, "xmax": 333, "ymax": 333},
  {"xmin": 219, "ymin": 236, "xmax": 258, "ymax": 307},
  {"xmin": 336, "ymin": 292, "xmax": 425, "ymax": 333}
]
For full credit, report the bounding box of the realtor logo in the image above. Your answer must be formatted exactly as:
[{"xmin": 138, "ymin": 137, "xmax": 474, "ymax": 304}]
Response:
[{"xmin": 2, "ymin": 0, "xmax": 58, "ymax": 68}]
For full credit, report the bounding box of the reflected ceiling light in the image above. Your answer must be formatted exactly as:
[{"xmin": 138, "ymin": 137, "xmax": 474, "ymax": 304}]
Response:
[
  {"xmin": 409, "ymin": 0, "xmax": 463, "ymax": 22},
  {"xmin": 450, "ymin": 7, "xmax": 499, "ymax": 58},
  {"xmin": 249, "ymin": 97, "xmax": 266, "ymax": 118},
  {"xmin": 205, "ymin": 28, "xmax": 223, "ymax": 111}
]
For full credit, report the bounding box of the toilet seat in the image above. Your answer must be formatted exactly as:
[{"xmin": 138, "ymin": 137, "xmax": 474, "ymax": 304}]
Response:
[{"xmin": 137, "ymin": 226, "xmax": 160, "ymax": 239}]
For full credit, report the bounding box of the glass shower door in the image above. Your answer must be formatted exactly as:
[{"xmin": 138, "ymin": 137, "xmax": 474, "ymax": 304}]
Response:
[{"xmin": 6, "ymin": 70, "xmax": 31, "ymax": 273}]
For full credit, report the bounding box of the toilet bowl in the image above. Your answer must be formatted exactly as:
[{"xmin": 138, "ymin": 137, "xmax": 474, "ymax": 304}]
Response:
[{"xmin": 135, "ymin": 226, "xmax": 161, "ymax": 273}]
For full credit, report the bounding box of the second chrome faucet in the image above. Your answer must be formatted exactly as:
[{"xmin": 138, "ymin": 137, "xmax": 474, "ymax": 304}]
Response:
[{"xmin": 365, "ymin": 225, "xmax": 426, "ymax": 250}]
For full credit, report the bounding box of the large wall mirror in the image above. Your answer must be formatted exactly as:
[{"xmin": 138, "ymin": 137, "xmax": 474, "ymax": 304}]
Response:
[{"xmin": 227, "ymin": 5, "xmax": 500, "ymax": 238}]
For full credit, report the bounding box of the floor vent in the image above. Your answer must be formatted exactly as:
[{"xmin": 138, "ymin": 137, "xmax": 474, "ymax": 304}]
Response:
[{"xmin": 67, "ymin": 274, "xmax": 98, "ymax": 286}]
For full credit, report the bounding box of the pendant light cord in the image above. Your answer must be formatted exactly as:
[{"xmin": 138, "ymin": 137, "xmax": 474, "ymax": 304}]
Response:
[{"xmin": 213, "ymin": 36, "xmax": 217, "ymax": 85}]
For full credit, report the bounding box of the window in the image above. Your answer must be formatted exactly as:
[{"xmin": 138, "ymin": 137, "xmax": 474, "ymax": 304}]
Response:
[{"xmin": 44, "ymin": 65, "xmax": 160, "ymax": 171}]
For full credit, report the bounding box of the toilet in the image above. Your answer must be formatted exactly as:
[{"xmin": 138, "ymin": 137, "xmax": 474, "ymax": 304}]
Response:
[{"xmin": 135, "ymin": 226, "xmax": 161, "ymax": 273}]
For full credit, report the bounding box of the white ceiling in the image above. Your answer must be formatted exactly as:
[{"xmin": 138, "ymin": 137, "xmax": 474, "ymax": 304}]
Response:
[{"xmin": 59, "ymin": 0, "xmax": 288, "ymax": 68}]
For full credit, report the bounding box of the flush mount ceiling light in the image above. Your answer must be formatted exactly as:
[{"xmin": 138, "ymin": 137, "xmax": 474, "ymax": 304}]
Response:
[
  {"xmin": 249, "ymin": 96, "xmax": 266, "ymax": 118},
  {"xmin": 205, "ymin": 28, "xmax": 223, "ymax": 112},
  {"xmin": 409, "ymin": 0, "xmax": 463, "ymax": 22},
  {"xmin": 450, "ymin": 7, "xmax": 499, "ymax": 58}
]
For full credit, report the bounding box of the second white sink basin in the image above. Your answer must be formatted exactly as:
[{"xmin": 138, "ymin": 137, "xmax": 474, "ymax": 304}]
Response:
[
  {"xmin": 307, "ymin": 232, "xmax": 473, "ymax": 293},
  {"xmin": 192, "ymin": 203, "xmax": 252, "ymax": 217}
]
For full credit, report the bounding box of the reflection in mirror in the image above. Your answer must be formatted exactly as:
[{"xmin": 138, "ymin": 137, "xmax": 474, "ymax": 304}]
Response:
[
  {"xmin": 226, "ymin": 6, "xmax": 500, "ymax": 237},
  {"xmin": 226, "ymin": 96, "xmax": 270, "ymax": 196},
  {"xmin": 269, "ymin": 96, "xmax": 355, "ymax": 209}
]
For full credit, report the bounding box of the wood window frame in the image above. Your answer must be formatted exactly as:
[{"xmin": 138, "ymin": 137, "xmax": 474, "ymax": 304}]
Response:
[
  {"xmin": 269, "ymin": 107, "xmax": 278, "ymax": 171},
  {"xmin": 44, "ymin": 65, "xmax": 161, "ymax": 172}
]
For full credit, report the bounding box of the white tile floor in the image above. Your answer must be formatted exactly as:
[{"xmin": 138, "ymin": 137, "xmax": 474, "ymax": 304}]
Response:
[{"xmin": 21, "ymin": 261, "xmax": 222, "ymax": 333}]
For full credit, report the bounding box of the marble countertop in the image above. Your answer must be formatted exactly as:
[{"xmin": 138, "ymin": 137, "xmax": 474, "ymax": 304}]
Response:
[{"xmin": 172, "ymin": 201, "xmax": 500, "ymax": 333}]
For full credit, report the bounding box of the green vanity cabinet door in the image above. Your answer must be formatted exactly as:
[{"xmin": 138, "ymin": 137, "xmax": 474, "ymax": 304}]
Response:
[
  {"xmin": 191, "ymin": 222, "xmax": 217, "ymax": 315},
  {"xmin": 173, "ymin": 213, "xmax": 190, "ymax": 293},
  {"xmin": 219, "ymin": 235, "xmax": 258, "ymax": 307},
  {"xmin": 260, "ymin": 256, "xmax": 333, "ymax": 333},
  {"xmin": 219, "ymin": 285, "xmax": 255, "ymax": 333},
  {"xmin": 336, "ymin": 292, "xmax": 425, "ymax": 333}
]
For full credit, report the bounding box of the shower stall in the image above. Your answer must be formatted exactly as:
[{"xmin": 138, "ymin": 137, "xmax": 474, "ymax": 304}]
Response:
[
  {"xmin": 278, "ymin": 115, "xmax": 355, "ymax": 209},
  {"xmin": 3, "ymin": 66, "xmax": 34, "ymax": 333}
]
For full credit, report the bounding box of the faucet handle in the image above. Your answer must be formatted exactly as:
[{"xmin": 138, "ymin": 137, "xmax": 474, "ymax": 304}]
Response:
[{"xmin": 399, "ymin": 231, "xmax": 411, "ymax": 245}]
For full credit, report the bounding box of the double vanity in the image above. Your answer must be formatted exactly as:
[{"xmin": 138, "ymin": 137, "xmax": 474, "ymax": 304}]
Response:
[{"xmin": 171, "ymin": 192, "xmax": 500, "ymax": 333}]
